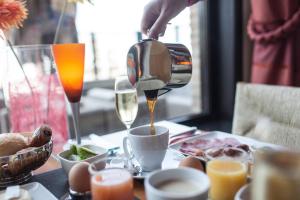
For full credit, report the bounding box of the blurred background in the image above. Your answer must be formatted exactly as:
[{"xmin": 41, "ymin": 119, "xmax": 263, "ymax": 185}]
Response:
[
  {"xmin": 1, "ymin": 0, "xmax": 299, "ymax": 152},
  {"xmin": 0, "ymin": 0, "xmax": 202, "ymax": 137}
]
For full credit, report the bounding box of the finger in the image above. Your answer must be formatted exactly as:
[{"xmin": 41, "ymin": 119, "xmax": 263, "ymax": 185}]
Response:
[
  {"xmin": 158, "ymin": 25, "xmax": 167, "ymax": 37},
  {"xmin": 141, "ymin": 16, "xmax": 155, "ymax": 35},
  {"xmin": 148, "ymin": 14, "xmax": 170, "ymax": 39},
  {"xmin": 141, "ymin": 7, "xmax": 158, "ymax": 35}
]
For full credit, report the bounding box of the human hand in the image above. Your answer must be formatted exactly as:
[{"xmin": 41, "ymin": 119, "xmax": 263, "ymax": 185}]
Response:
[{"xmin": 141, "ymin": 0, "xmax": 187, "ymax": 39}]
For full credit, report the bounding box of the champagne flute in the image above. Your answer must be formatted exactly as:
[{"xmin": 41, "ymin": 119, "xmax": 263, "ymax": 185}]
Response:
[
  {"xmin": 52, "ymin": 43, "xmax": 85, "ymax": 145},
  {"xmin": 115, "ymin": 76, "xmax": 138, "ymax": 131}
]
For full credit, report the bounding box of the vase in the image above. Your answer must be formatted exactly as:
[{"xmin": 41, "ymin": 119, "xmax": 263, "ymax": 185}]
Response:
[{"xmin": 0, "ymin": 45, "xmax": 69, "ymax": 151}]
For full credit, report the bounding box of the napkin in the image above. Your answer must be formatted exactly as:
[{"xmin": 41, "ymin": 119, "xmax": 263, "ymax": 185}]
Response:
[{"xmin": 89, "ymin": 134, "xmax": 120, "ymax": 151}]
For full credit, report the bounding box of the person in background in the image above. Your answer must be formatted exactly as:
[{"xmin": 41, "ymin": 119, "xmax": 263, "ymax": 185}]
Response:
[
  {"xmin": 141, "ymin": 0, "xmax": 300, "ymax": 87},
  {"xmin": 247, "ymin": 0, "xmax": 300, "ymax": 86}
]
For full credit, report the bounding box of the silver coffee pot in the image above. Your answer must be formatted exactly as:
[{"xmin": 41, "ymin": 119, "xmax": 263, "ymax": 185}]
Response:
[{"xmin": 127, "ymin": 39, "xmax": 192, "ymax": 95}]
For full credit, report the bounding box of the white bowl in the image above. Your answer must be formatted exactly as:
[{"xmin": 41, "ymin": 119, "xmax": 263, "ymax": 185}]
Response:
[
  {"xmin": 57, "ymin": 144, "xmax": 108, "ymax": 174},
  {"xmin": 235, "ymin": 184, "xmax": 250, "ymax": 200},
  {"xmin": 145, "ymin": 167, "xmax": 210, "ymax": 200}
]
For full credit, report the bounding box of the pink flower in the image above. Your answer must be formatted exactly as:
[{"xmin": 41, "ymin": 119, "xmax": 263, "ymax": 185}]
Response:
[{"xmin": 0, "ymin": 0, "xmax": 28, "ymax": 31}]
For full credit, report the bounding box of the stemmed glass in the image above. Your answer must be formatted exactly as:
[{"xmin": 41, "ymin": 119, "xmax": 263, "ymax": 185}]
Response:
[
  {"xmin": 52, "ymin": 43, "xmax": 85, "ymax": 145},
  {"xmin": 115, "ymin": 76, "xmax": 138, "ymax": 131}
]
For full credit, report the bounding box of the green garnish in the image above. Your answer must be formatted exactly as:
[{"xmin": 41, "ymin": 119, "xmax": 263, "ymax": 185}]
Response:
[
  {"xmin": 70, "ymin": 145, "xmax": 78, "ymax": 155},
  {"xmin": 68, "ymin": 145, "xmax": 97, "ymax": 160},
  {"xmin": 77, "ymin": 146, "xmax": 97, "ymax": 160}
]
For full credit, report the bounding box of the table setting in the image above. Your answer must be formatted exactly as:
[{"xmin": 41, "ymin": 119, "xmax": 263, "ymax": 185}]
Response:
[
  {"xmin": 0, "ymin": 38, "xmax": 299, "ymax": 200},
  {"xmin": 1, "ymin": 118, "xmax": 299, "ymax": 200},
  {"xmin": 1, "ymin": 38, "xmax": 300, "ymax": 199},
  {"xmin": 0, "ymin": 3, "xmax": 300, "ymax": 199}
]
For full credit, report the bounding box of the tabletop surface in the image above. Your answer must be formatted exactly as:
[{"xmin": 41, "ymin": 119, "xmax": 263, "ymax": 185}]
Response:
[
  {"xmin": 5, "ymin": 120, "xmax": 286, "ymax": 200},
  {"xmin": 30, "ymin": 121, "xmax": 197, "ymax": 200},
  {"xmin": 32, "ymin": 168, "xmax": 145, "ymax": 200}
]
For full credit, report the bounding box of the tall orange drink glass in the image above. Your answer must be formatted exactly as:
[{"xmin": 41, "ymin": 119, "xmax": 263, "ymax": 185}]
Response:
[
  {"xmin": 52, "ymin": 43, "xmax": 84, "ymax": 102},
  {"xmin": 207, "ymin": 160, "xmax": 247, "ymax": 200},
  {"xmin": 91, "ymin": 168, "xmax": 134, "ymax": 200},
  {"xmin": 52, "ymin": 43, "xmax": 85, "ymax": 145}
]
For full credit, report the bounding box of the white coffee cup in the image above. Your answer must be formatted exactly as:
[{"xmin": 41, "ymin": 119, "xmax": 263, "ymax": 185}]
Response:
[
  {"xmin": 123, "ymin": 125, "xmax": 169, "ymax": 172},
  {"xmin": 145, "ymin": 168, "xmax": 210, "ymax": 200}
]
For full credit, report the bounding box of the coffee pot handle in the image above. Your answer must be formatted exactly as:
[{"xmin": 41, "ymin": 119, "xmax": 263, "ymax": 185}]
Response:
[{"xmin": 158, "ymin": 88, "xmax": 172, "ymax": 97}]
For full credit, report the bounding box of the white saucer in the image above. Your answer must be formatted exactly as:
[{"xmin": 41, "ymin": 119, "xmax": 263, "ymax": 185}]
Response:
[
  {"xmin": 115, "ymin": 149, "xmax": 185, "ymax": 179},
  {"xmin": 0, "ymin": 182, "xmax": 57, "ymax": 200},
  {"xmin": 235, "ymin": 184, "xmax": 250, "ymax": 200}
]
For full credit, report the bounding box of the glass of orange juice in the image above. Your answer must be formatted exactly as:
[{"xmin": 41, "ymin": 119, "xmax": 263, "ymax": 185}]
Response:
[
  {"xmin": 89, "ymin": 157, "xmax": 134, "ymax": 200},
  {"xmin": 52, "ymin": 43, "xmax": 85, "ymax": 145},
  {"xmin": 207, "ymin": 159, "xmax": 247, "ymax": 200}
]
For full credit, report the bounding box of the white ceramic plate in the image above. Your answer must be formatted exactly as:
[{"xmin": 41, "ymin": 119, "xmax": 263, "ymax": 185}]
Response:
[
  {"xmin": 112, "ymin": 149, "xmax": 185, "ymax": 180},
  {"xmin": 235, "ymin": 184, "xmax": 250, "ymax": 200},
  {"xmin": 135, "ymin": 149, "xmax": 185, "ymax": 179},
  {"xmin": 169, "ymin": 131, "xmax": 283, "ymax": 161},
  {"xmin": 0, "ymin": 182, "xmax": 57, "ymax": 200}
]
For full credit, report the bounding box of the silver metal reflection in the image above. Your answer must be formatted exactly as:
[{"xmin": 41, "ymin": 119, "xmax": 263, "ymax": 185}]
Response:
[{"xmin": 127, "ymin": 39, "xmax": 192, "ymax": 94}]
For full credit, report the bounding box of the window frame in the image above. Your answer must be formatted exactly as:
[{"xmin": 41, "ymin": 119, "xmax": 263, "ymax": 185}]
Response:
[{"xmin": 172, "ymin": 0, "xmax": 243, "ymax": 131}]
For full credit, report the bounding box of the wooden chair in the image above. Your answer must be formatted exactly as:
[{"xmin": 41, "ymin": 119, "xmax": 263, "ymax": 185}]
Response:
[{"xmin": 232, "ymin": 83, "xmax": 300, "ymax": 149}]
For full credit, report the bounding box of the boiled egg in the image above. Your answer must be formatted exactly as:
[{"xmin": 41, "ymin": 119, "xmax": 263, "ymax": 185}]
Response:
[
  {"xmin": 68, "ymin": 162, "xmax": 91, "ymax": 193},
  {"xmin": 179, "ymin": 156, "xmax": 204, "ymax": 172}
]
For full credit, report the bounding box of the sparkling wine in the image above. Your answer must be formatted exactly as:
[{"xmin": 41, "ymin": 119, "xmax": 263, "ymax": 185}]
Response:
[
  {"xmin": 145, "ymin": 90, "xmax": 158, "ymax": 135},
  {"xmin": 115, "ymin": 89, "xmax": 138, "ymax": 128}
]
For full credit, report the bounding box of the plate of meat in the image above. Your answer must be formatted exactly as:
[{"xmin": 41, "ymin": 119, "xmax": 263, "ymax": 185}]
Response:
[{"xmin": 169, "ymin": 131, "xmax": 282, "ymax": 162}]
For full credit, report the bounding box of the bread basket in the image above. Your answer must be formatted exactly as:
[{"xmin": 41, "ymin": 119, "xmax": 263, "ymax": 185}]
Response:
[{"xmin": 0, "ymin": 137, "xmax": 53, "ymax": 188}]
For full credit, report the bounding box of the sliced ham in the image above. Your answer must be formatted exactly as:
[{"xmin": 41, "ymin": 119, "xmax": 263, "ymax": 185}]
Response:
[{"xmin": 179, "ymin": 137, "xmax": 246, "ymax": 156}]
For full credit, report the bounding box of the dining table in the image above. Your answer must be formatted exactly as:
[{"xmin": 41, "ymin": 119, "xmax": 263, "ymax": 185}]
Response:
[
  {"xmin": 18, "ymin": 120, "xmax": 281, "ymax": 200},
  {"xmin": 31, "ymin": 121, "xmax": 196, "ymax": 200},
  {"xmin": 1, "ymin": 120, "xmax": 294, "ymax": 200},
  {"xmin": 32, "ymin": 164, "xmax": 145, "ymax": 200}
]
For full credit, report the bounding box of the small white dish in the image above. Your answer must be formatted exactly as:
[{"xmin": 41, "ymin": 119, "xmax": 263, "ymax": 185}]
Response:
[
  {"xmin": 0, "ymin": 182, "xmax": 57, "ymax": 200},
  {"xmin": 116, "ymin": 149, "xmax": 184, "ymax": 180},
  {"xmin": 235, "ymin": 184, "xmax": 250, "ymax": 200},
  {"xmin": 58, "ymin": 144, "xmax": 108, "ymax": 174},
  {"xmin": 145, "ymin": 167, "xmax": 210, "ymax": 200}
]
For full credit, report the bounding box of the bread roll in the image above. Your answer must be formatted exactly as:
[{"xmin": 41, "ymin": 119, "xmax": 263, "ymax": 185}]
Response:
[
  {"xmin": 0, "ymin": 133, "xmax": 28, "ymax": 157},
  {"xmin": 29, "ymin": 125, "xmax": 52, "ymax": 147}
]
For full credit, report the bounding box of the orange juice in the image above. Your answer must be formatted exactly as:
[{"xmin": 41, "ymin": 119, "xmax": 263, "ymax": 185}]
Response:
[
  {"xmin": 91, "ymin": 168, "xmax": 134, "ymax": 200},
  {"xmin": 207, "ymin": 160, "xmax": 247, "ymax": 200},
  {"xmin": 52, "ymin": 43, "xmax": 85, "ymax": 102}
]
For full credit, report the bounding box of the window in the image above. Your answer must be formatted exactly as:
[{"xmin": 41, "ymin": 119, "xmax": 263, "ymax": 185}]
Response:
[
  {"xmin": 1, "ymin": 0, "xmax": 204, "ymax": 136},
  {"xmin": 75, "ymin": 1, "xmax": 202, "ymax": 134},
  {"xmin": 76, "ymin": 1, "xmax": 192, "ymax": 81}
]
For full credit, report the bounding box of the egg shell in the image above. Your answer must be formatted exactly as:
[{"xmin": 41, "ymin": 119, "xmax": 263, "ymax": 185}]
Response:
[
  {"xmin": 179, "ymin": 156, "xmax": 204, "ymax": 172},
  {"xmin": 68, "ymin": 162, "xmax": 91, "ymax": 193}
]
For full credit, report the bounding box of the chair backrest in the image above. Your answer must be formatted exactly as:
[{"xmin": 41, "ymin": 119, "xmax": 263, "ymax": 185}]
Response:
[{"xmin": 232, "ymin": 83, "xmax": 300, "ymax": 149}]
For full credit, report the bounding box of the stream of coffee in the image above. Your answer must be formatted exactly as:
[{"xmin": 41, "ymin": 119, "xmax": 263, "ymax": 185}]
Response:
[{"xmin": 144, "ymin": 90, "xmax": 158, "ymax": 135}]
